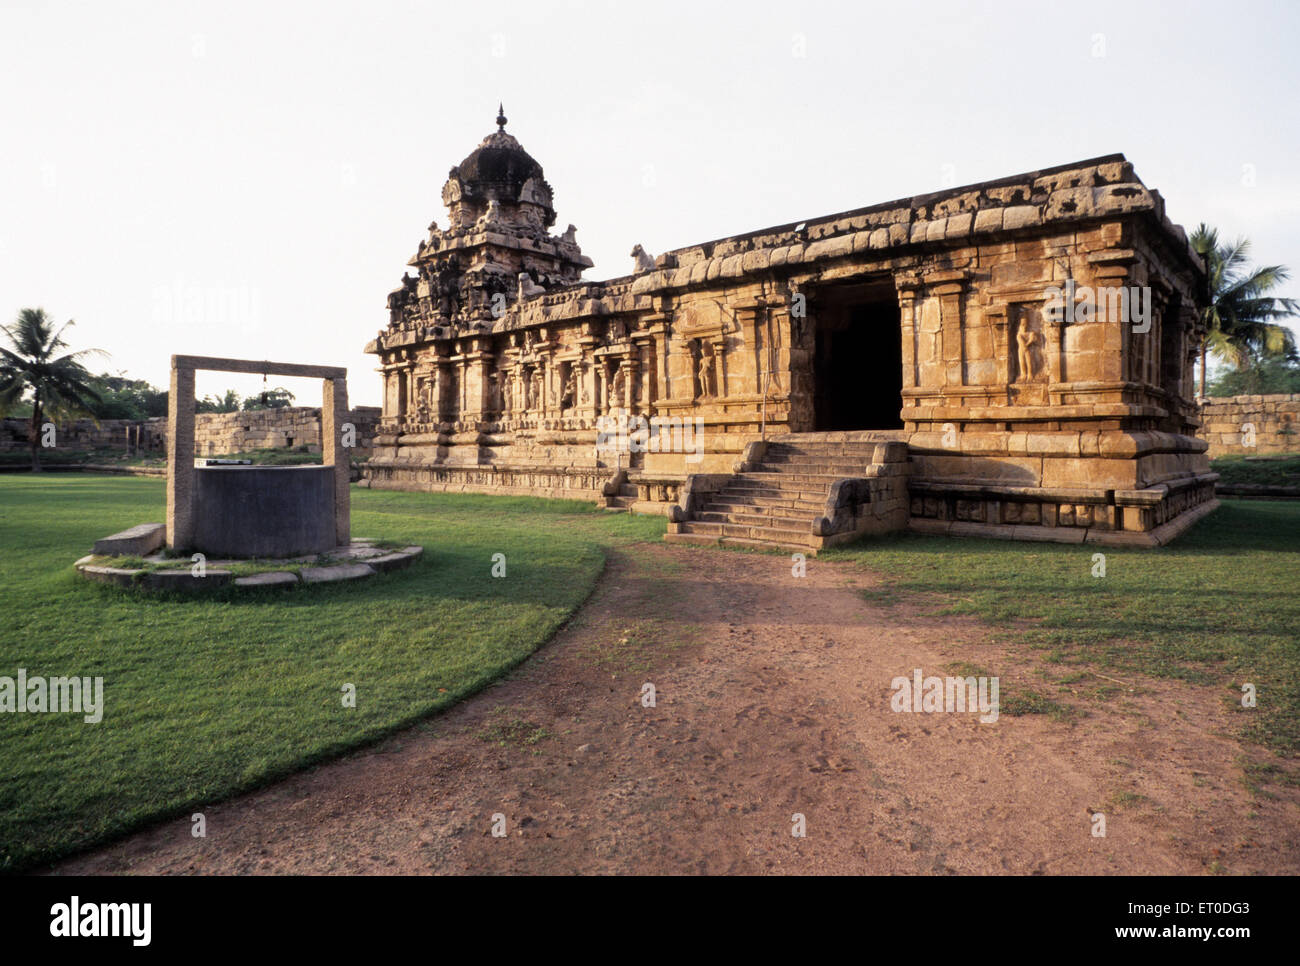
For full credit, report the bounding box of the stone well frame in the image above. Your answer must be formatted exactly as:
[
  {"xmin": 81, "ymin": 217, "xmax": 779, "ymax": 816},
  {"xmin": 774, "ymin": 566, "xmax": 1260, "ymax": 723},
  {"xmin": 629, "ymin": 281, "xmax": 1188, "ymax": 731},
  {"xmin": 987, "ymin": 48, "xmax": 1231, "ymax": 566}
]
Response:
[{"xmin": 167, "ymin": 354, "xmax": 351, "ymax": 551}]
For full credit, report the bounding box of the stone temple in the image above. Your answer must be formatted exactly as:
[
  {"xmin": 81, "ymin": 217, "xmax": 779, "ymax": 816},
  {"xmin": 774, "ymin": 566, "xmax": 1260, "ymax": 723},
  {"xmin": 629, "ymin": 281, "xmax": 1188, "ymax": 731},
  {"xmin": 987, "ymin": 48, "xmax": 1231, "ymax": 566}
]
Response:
[{"xmin": 362, "ymin": 108, "xmax": 1217, "ymax": 550}]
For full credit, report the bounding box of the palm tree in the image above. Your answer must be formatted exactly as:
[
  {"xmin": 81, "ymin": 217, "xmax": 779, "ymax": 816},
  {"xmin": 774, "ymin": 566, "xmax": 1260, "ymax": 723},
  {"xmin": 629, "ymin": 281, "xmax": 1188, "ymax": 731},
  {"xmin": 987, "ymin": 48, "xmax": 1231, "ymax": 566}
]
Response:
[
  {"xmin": 0, "ymin": 308, "xmax": 104, "ymax": 470},
  {"xmin": 1190, "ymin": 224, "xmax": 1299, "ymax": 399}
]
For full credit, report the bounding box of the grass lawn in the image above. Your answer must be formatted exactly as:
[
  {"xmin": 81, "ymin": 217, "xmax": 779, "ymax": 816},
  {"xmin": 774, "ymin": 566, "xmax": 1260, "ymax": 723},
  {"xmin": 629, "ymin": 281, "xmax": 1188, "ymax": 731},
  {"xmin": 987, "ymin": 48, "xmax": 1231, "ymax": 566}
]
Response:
[
  {"xmin": 0, "ymin": 443, "xmax": 354, "ymax": 468},
  {"xmin": 1210, "ymin": 454, "xmax": 1300, "ymax": 487},
  {"xmin": 0, "ymin": 474, "xmax": 663, "ymax": 872},
  {"xmin": 827, "ymin": 499, "xmax": 1300, "ymax": 757},
  {"xmin": 2, "ymin": 474, "xmax": 1295, "ymax": 871},
  {"xmin": 0, "ymin": 445, "xmax": 151, "ymax": 467}
]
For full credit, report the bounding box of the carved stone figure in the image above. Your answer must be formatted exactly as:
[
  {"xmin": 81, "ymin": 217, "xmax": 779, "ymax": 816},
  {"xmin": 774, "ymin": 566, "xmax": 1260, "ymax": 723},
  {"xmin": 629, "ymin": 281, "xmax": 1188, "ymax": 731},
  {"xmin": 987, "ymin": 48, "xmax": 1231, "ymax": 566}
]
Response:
[
  {"xmin": 630, "ymin": 244, "xmax": 655, "ymax": 273},
  {"xmin": 487, "ymin": 371, "xmax": 502, "ymax": 412},
  {"xmin": 561, "ymin": 369, "xmax": 577, "ymax": 409},
  {"xmin": 609, "ymin": 365, "xmax": 627, "ymax": 411},
  {"xmin": 1016, "ymin": 322, "xmax": 1043, "ymax": 381},
  {"xmin": 480, "ymin": 198, "xmax": 502, "ymax": 228},
  {"xmin": 518, "ymin": 272, "xmax": 545, "ymax": 302},
  {"xmin": 695, "ymin": 341, "xmax": 716, "ymax": 398}
]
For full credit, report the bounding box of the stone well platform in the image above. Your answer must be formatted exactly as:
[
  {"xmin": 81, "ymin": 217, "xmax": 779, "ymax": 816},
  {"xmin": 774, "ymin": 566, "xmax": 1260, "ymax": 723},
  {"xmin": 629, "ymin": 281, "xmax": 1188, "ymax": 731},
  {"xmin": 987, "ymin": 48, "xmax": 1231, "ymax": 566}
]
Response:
[{"xmin": 75, "ymin": 538, "xmax": 423, "ymax": 593}]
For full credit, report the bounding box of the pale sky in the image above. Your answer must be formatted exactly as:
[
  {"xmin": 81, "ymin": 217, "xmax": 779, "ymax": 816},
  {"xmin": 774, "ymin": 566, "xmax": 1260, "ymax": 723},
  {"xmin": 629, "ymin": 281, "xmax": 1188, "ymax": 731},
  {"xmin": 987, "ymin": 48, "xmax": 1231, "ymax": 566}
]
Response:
[{"xmin": 2, "ymin": 0, "xmax": 1297, "ymax": 407}]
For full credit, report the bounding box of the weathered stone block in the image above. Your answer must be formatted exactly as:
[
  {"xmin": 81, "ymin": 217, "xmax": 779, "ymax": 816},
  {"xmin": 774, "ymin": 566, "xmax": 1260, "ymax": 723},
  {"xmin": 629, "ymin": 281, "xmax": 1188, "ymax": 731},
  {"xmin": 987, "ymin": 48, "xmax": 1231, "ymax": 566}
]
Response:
[
  {"xmin": 1002, "ymin": 205, "xmax": 1041, "ymax": 230},
  {"xmin": 94, "ymin": 523, "xmax": 165, "ymax": 557}
]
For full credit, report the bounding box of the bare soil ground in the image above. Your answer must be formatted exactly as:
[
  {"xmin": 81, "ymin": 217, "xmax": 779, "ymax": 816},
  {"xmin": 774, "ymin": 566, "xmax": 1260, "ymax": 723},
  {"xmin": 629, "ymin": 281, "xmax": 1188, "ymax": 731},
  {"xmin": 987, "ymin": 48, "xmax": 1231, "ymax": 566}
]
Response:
[{"xmin": 52, "ymin": 544, "xmax": 1300, "ymax": 875}]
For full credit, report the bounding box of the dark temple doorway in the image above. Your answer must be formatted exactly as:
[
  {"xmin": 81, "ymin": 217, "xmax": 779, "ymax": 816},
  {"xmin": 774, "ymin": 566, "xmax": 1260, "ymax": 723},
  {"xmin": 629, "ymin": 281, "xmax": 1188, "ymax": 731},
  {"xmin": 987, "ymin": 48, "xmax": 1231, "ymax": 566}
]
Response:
[{"xmin": 811, "ymin": 280, "xmax": 904, "ymax": 430}]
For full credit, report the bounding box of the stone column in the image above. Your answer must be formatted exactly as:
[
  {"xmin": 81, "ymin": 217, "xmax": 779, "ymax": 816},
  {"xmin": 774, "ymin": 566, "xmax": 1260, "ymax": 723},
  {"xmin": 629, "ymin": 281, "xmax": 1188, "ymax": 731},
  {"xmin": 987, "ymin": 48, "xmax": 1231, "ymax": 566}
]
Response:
[
  {"xmin": 649, "ymin": 322, "xmax": 670, "ymax": 403},
  {"xmin": 896, "ymin": 280, "xmax": 920, "ymax": 393},
  {"xmin": 434, "ymin": 351, "xmax": 452, "ymax": 424},
  {"xmin": 633, "ymin": 336, "xmax": 657, "ymax": 410},
  {"xmin": 621, "ymin": 352, "xmax": 637, "ymax": 411},
  {"xmin": 322, "ymin": 376, "xmax": 351, "ymax": 547},
  {"xmin": 732, "ymin": 305, "xmax": 761, "ymax": 396},
  {"xmin": 934, "ymin": 277, "xmax": 967, "ymax": 388},
  {"xmin": 398, "ymin": 363, "xmax": 412, "ymax": 420},
  {"xmin": 459, "ymin": 338, "xmax": 493, "ymax": 423},
  {"xmin": 709, "ymin": 337, "xmax": 726, "ymax": 399},
  {"xmin": 166, "ymin": 362, "xmax": 196, "ymax": 550}
]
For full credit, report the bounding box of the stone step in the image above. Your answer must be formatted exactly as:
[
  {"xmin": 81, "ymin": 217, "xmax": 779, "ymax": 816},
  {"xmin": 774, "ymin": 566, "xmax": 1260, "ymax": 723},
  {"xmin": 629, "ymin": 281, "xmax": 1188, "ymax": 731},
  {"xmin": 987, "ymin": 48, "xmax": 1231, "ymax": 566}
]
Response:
[
  {"xmin": 722, "ymin": 483, "xmax": 831, "ymax": 503},
  {"xmin": 766, "ymin": 442, "xmax": 885, "ymax": 457},
  {"xmin": 696, "ymin": 509, "xmax": 817, "ymax": 529},
  {"xmin": 605, "ymin": 495, "xmax": 636, "ymax": 509},
  {"xmin": 628, "ymin": 500, "xmax": 677, "ymax": 518},
  {"xmin": 738, "ymin": 470, "xmax": 844, "ymax": 484},
  {"xmin": 674, "ymin": 520, "xmax": 818, "ymax": 547},
  {"xmin": 705, "ymin": 495, "xmax": 827, "ymax": 513},
  {"xmin": 664, "ymin": 531, "xmax": 818, "ymax": 555},
  {"xmin": 756, "ymin": 458, "xmax": 875, "ymax": 475}
]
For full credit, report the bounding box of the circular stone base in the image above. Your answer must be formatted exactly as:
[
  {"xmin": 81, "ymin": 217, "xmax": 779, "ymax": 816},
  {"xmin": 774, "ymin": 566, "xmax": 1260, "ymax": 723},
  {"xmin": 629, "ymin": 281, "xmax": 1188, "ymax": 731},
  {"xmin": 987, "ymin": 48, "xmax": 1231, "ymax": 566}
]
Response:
[{"xmin": 74, "ymin": 538, "xmax": 423, "ymax": 593}]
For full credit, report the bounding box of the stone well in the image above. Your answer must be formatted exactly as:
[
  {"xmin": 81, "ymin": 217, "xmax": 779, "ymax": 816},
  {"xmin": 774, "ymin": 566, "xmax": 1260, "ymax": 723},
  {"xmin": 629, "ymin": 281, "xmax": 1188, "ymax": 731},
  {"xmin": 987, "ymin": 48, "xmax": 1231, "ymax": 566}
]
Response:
[
  {"xmin": 192, "ymin": 464, "xmax": 335, "ymax": 558},
  {"xmin": 167, "ymin": 354, "xmax": 352, "ymax": 555}
]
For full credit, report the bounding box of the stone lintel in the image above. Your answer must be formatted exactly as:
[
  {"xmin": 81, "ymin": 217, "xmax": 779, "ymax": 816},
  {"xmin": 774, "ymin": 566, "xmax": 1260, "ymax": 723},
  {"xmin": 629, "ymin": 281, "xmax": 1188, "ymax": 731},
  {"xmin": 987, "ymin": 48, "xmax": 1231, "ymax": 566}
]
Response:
[{"xmin": 172, "ymin": 355, "xmax": 347, "ymax": 380}]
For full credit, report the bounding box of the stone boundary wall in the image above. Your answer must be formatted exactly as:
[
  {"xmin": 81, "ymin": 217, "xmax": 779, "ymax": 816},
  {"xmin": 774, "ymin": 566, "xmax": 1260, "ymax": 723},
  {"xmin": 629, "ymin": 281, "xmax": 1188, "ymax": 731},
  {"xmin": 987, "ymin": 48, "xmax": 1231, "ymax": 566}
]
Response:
[
  {"xmin": 0, "ymin": 406, "xmax": 381, "ymax": 459},
  {"xmin": 0, "ymin": 417, "xmax": 150, "ymax": 451},
  {"xmin": 1199, "ymin": 395, "xmax": 1299, "ymax": 456}
]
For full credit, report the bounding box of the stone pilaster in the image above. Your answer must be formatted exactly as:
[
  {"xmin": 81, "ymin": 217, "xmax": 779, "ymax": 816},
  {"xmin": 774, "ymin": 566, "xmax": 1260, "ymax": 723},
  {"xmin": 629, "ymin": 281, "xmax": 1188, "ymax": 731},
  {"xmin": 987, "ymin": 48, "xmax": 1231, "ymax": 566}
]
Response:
[
  {"xmin": 321, "ymin": 376, "xmax": 351, "ymax": 546},
  {"xmin": 166, "ymin": 362, "xmax": 195, "ymax": 550}
]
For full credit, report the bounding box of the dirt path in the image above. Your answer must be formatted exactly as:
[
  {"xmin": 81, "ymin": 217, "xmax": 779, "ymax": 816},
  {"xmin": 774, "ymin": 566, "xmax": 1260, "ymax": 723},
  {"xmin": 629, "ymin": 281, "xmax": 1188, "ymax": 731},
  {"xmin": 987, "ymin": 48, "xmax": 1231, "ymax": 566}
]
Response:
[{"xmin": 53, "ymin": 544, "xmax": 1299, "ymax": 875}]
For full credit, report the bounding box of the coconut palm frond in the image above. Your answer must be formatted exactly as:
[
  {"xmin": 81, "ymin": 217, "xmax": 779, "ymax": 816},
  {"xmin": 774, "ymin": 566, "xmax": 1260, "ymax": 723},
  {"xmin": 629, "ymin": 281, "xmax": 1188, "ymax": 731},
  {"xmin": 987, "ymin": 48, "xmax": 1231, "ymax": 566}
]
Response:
[
  {"xmin": 1194, "ymin": 227, "xmax": 1300, "ymax": 395},
  {"xmin": 1, "ymin": 308, "xmax": 108, "ymax": 467}
]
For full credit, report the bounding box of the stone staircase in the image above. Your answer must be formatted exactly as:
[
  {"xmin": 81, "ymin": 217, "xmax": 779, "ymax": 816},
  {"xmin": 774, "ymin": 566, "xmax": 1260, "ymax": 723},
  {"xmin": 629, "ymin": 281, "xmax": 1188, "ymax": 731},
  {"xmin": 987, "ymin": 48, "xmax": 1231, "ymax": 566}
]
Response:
[
  {"xmin": 604, "ymin": 480, "xmax": 638, "ymax": 510},
  {"xmin": 664, "ymin": 433, "xmax": 910, "ymax": 554},
  {"xmin": 602, "ymin": 469, "xmax": 687, "ymax": 517}
]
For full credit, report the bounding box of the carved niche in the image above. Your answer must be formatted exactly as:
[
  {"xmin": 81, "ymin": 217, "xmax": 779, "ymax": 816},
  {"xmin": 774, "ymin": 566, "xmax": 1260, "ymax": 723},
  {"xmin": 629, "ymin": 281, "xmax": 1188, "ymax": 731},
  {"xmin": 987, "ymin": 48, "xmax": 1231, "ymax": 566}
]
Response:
[{"xmin": 1010, "ymin": 303, "xmax": 1046, "ymax": 384}]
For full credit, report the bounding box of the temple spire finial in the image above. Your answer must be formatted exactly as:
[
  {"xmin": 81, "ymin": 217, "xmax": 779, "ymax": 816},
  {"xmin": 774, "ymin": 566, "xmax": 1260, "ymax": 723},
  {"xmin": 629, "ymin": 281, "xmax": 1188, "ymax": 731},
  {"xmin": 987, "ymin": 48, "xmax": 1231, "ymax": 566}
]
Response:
[{"xmin": 496, "ymin": 103, "xmax": 507, "ymax": 131}]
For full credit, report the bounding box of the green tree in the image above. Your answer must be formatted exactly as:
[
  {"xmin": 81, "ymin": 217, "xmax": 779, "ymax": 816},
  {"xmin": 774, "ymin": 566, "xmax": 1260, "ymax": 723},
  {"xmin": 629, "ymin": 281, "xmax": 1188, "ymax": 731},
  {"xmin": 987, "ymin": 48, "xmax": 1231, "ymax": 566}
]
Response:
[
  {"xmin": 88, "ymin": 371, "xmax": 168, "ymax": 420},
  {"xmin": 1207, "ymin": 355, "xmax": 1300, "ymax": 396},
  {"xmin": 1190, "ymin": 224, "xmax": 1299, "ymax": 399},
  {"xmin": 241, "ymin": 386, "xmax": 295, "ymax": 411},
  {"xmin": 196, "ymin": 389, "xmax": 241, "ymax": 413},
  {"xmin": 0, "ymin": 309, "xmax": 105, "ymax": 470}
]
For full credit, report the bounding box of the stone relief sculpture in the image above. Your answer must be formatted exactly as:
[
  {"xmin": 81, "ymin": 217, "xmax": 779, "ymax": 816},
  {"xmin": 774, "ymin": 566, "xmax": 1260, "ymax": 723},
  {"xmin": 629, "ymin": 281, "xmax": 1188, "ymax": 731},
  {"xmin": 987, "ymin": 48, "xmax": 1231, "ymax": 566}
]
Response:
[
  {"xmin": 609, "ymin": 364, "xmax": 626, "ymax": 410},
  {"xmin": 561, "ymin": 369, "xmax": 577, "ymax": 409},
  {"xmin": 695, "ymin": 341, "xmax": 716, "ymax": 398},
  {"xmin": 480, "ymin": 198, "xmax": 502, "ymax": 228},
  {"xmin": 1015, "ymin": 313, "xmax": 1044, "ymax": 382}
]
